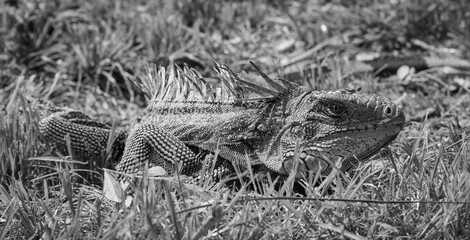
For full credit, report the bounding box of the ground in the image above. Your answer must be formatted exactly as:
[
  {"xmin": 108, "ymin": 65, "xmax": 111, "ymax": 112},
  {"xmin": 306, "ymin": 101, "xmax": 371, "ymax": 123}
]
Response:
[{"xmin": 1, "ymin": 0, "xmax": 470, "ymax": 239}]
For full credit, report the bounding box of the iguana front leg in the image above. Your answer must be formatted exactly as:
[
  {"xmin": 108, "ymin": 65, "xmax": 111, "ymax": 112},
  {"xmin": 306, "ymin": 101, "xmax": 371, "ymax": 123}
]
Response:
[{"xmin": 116, "ymin": 123, "xmax": 202, "ymax": 176}]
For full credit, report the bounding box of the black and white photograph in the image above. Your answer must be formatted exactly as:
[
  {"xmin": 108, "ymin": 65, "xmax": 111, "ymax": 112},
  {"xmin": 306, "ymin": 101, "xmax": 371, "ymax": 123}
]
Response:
[{"xmin": 1, "ymin": 0, "xmax": 469, "ymax": 239}]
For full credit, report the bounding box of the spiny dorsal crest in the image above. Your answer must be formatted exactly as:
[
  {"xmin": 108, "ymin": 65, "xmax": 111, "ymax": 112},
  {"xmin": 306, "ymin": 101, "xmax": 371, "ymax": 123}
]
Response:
[{"xmin": 135, "ymin": 61, "xmax": 299, "ymax": 104}]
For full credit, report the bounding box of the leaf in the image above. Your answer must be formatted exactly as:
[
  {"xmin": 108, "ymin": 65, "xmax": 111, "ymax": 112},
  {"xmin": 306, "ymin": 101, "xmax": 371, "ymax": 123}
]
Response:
[
  {"xmin": 397, "ymin": 65, "xmax": 413, "ymax": 81},
  {"xmin": 124, "ymin": 195, "xmax": 134, "ymax": 208},
  {"xmin": 147, "ymin": 166, "xmax": 168, "ymax": 177},
  {"xmin": 103, "ymin": 169, "xmax": 124, "ymax": 203}
]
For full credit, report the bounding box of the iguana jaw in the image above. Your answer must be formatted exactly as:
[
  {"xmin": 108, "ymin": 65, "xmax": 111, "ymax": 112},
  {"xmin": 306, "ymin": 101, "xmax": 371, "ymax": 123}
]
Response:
[
  {"xmin": 282, "ymin": 120, "xmax": 404, "ymax": 178},
  {"xmin": 341, "ymin": 132, "xmax": 398, "ymax": 168}
]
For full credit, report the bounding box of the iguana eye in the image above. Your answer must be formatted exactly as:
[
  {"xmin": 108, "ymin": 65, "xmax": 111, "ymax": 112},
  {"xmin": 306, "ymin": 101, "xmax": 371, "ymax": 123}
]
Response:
[{"xmin": 324, "ymin": 102, "xmax": 347, "ymax": 117}]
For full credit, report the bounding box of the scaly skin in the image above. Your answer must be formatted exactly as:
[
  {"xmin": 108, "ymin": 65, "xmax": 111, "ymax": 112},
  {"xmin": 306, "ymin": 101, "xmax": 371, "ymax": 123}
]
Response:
[
  {"xmin": 39, "ymin": 110, "xmax": 128, "ymax": 169},
  {"xmin": 39, "ymin": 63, "xmax": 405, "ymax": 181}
]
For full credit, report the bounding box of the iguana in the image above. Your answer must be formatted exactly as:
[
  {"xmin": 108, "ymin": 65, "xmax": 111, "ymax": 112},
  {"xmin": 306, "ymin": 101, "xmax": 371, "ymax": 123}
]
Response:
[{"xmin": 38, "ymin": 62, "xmax": 405, "ymax": 184}]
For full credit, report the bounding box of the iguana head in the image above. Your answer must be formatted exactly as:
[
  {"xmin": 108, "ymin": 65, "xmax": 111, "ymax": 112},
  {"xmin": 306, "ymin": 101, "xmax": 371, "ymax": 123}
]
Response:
[{"xmin": 258, "ymin": 88, "xmax": 406, "ymax": 178}]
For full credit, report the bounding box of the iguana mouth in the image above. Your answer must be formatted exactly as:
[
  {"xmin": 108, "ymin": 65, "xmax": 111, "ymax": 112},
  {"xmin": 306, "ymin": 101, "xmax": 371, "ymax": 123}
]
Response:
[{"xmin": 316, "ymin": 122, "xmax": 404, "ymax": 141}]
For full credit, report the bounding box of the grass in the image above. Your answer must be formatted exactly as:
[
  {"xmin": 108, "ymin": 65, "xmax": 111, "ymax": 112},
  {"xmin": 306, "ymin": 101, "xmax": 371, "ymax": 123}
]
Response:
[{"xmin": 1, "ymin": 0, "xmax": 470, "ymax": 239}]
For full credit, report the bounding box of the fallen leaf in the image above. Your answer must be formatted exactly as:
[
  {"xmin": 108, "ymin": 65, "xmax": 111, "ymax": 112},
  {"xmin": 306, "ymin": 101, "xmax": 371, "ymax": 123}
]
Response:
[
  {"xmin": 397, "ymin": 65, "xmax": 414, "ymax": 81},
  {"xmin": 148, "ymin": 166, "xmax": 168, "ymax": 177},
  {"xmin": 103, "ymin": 169, "xmax": 124, "ymax": 203}
]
